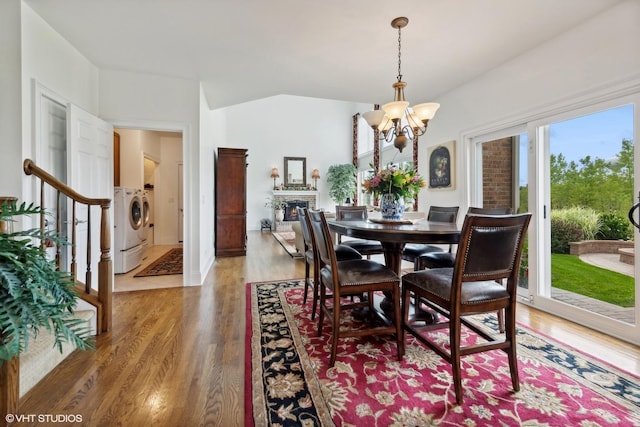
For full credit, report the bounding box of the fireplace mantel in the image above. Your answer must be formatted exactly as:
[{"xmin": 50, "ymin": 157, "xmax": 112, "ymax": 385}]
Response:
[{"xmin": 272, "ymin": 190, "xmax": 318, "ymax": 197}]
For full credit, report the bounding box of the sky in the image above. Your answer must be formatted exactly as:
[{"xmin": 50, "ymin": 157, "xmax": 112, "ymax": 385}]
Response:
[
  {"xmin": 550, "ymin": 104, "xmax": 634, "ymax": 163},
  {"xmin": 519, "ymin": 104, "xmax": 634, "ymax": 185}
]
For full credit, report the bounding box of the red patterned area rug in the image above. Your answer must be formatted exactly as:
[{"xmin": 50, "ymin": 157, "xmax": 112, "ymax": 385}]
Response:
[
  {"xmin": 245, "ymin": 280, "xmax": 640, "ymax": 426},
  {"xmin": 133, "ymin": 247, "xmax": 182, "ymax": 277}
]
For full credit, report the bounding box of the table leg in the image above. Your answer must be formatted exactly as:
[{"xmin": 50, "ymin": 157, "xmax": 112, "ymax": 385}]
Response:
[
  {"xmin": 380, "ymin": 241, "xmax": 438, "ymax": 324},
  {"xmin": 380, "ymin": 242, "xmax": 404, "ymax": 312}
]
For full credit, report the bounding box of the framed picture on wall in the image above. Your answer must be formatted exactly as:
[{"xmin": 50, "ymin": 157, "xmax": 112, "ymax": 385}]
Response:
[{"xmin": 427, "ymin": 140, "xmax": 455, "ymax": 190}]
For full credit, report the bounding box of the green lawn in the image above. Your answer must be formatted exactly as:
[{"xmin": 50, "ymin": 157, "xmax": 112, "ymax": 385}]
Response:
[{"xmin": 551, "ymin": 254, "xmax": 635, "ymax": 307}]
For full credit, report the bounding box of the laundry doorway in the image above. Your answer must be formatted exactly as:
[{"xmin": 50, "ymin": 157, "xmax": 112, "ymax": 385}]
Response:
[{"xmin": 113, "ymin": 128, "xmax": 184, "ymax": 291}]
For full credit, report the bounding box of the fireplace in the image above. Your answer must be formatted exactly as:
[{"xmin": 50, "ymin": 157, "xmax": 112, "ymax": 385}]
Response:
[
  {"xmin": 284, "ymin": 200, "xmax": 308, "ymax": 221},
  {"xmin": 272, "ymin": 190, "xmax": 318, "ymax": 231}
]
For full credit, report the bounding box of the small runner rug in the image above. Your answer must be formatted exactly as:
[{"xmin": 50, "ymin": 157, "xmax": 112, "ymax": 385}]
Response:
[
  {"xmin": 134, "ymin": 248, "xmax": 182, "ymax": 277},
  {"xmin": 272, "ymin": 231, "xmax": 303, "ymax": 258},
  {"xmin": 245, "ymin": 279, "xmax": 640, "ymax": 426}
]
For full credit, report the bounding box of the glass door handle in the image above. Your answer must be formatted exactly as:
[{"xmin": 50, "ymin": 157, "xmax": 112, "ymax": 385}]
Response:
[{"xmin": 628, "ymin": 199, "xmax": 640, "ymax": 230}]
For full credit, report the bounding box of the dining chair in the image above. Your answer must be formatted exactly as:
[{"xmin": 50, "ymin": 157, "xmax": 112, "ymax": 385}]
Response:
[
  {"xmin": 401, "ymin": 213, "xmax": 531, "ymax": 404},
  {"xmin": 298, "ymin": 207, "xmax": 362, "ymax": 319},
  {"xmin": 415, "ymin": 207, "xmax": 513, "ymax": 271},
  {"xmin": 402, "ymin": 206, "xmax": 459, "ymax": 270},
  {"xmin": 416, "ymin": 207, "xmax": 515, "ymax": 332},
  {"xmin": 334, "ymin": 205, "xmax": 384, "ymax": 259},
  {"xmin": 308, "ymin": 209, "xmax": 403, "ymax": 367}
]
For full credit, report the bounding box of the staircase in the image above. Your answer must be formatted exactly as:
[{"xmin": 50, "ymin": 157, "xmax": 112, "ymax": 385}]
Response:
[
  {"xmin": 19, "ymin": 309, "xmax": 95, "ymax": 398},
  {"xmin": 1, "ymin": 159, "xmax": 113, "ymax": 423}
]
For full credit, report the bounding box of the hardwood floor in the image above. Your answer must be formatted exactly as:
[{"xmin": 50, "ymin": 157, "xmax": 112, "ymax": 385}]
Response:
[{"xmin": 18, "ymin": 231, "xmax": 640, "ymax": 426}]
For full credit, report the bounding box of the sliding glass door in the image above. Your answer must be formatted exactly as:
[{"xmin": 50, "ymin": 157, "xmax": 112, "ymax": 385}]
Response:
[{"xmin": 470, "ymin": 93, "xmax": 639, "ymax": 345}]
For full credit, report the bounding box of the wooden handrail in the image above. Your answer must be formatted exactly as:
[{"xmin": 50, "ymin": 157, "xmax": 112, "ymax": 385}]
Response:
[
  {"xmin": 23, "ymin": 159, "xmax": 111, "ymax": 207},
  {"xmin": 23, "ymin": 158, "xmax": 113, "ymax": 334}
]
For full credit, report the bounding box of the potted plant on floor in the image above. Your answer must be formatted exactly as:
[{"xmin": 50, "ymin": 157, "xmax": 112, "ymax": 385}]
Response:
[
  {"xmin": 0, "ymin": 200, "xmax": 94, "ymax": 363},
  {"xmin": 265, "ymin": 197, "xmax": 286, "ymax": 222},
  {"xmin": 326, "ymin": 164, "xmax": 357, "ymax": 206}
]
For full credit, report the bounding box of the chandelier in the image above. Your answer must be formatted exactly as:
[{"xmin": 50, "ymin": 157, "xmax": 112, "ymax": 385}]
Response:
[{"xmin": 362, "ymin": 17, "xmax": 440, "ymax": 152}]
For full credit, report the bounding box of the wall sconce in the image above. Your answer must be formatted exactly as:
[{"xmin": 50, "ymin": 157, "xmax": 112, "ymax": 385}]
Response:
[
  {"xmin": 270, "ymin": 167, "xmax": 279, "ymax": 189},
  {"xmin": 311, "ymin": 168, "xmax": 320, "ymax": 189}
]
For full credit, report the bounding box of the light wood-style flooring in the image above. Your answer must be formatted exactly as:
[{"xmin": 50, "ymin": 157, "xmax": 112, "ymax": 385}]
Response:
[{"xmin": 19, "ymin": 231, "xmax": 640, "ymax": 426}]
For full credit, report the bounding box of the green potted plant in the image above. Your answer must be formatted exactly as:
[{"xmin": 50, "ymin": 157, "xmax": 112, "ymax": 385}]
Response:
[
  {"xmin": 0, "ymin": 201, "xmax": 94, "ymax": 362},
  {"xmin": 326, "ymin": 164, "xmax": 357, "ymax": 205}
]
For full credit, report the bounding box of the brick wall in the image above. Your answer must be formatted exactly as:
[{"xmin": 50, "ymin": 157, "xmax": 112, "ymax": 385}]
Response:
[{"xmin": 482, "ymin": 137, "xmax": 513, "ymax": 209}]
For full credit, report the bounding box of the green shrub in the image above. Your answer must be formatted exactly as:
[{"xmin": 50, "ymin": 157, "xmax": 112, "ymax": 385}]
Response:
[
  {"xmin": 550, "ymin": 218, "xmax": 584, "ymax": 254},
  {"xmin": 597, "ymin": 212, "xmax": 632, "ymax": 241},
  {"xmin": 552, "ymin": 206, "xmax": 599, "ymax": 239}
]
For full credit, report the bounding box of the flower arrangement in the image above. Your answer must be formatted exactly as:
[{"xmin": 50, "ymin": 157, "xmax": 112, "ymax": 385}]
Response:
[
  {"xmin": 363, "ymin": 165, "xmax": 425, "ymax": 201},
  {"xmin": 265, "ymin": 197, "xmax": 286, "ymax": 211}
]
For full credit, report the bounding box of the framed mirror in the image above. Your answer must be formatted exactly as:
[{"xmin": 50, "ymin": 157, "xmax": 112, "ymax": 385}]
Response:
[{"xmin": 284, "ymin": 157, "xmax": 306, "ymax": 187}]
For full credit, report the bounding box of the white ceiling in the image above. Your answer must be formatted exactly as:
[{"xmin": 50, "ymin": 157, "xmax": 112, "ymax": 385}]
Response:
[{"xmin": 25, "ymin": 0, "xmax": 621, "ymax": 110}]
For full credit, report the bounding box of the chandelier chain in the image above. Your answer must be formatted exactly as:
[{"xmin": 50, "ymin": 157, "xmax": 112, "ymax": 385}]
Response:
[{"xmin": 396, "ymin": 25, "xmax": 402, "ymax": 81}]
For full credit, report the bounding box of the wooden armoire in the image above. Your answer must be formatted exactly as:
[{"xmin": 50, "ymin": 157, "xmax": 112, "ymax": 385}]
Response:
[{"xmin": 215, "ymin": 147, "xmax": 248, "ymax": 257}]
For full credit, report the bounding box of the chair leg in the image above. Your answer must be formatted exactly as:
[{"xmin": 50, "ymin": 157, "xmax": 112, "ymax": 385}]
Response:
[
  {"xmin": 317, "ymin": 285, "xmax": 325, "ymax": 337},
  {"xmin": 393, "ymin": 284, "xmax": 403, "ymax": 361},
  {"xmin": 450, "ymin": 319, "xmax": 464, "ymax": 405},
  {"xmin": 311, "ymin": 266, "xmax": 319, "ymax": 320},
  {"xmin": 505, "ymin": 306, "xmax": 520, "ymax": 392},
  {"xmin": 330, "ymin": 298, "xmax": 341, "ymax": 367},
  {"xmin": 497, "ymin": 309, "xmax": 504, "ymax": 333},
  {"xmin": 303, "ymin": 261, "xmax": 311, "ymax": 304},
  {"xmin": 400, "ymin": 284, "xmax": 412, "ymax": 357}
]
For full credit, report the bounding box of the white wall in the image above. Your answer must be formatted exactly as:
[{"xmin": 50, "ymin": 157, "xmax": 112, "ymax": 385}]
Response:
[
  {"xmin": 199, "ymin": 85, "xmax": 216, "ymax": 271},
  {"xmin": 0, "ymin": 0, "xmax": 23, "ymax": 198},
  {"xmin": 417, "ymin": 0, "xmax": 640, "ymax": 212},
  {"xmin": 19, "ymin": 2, "xmax": 100, "ymax": 199},
  {"xmin": 211, "ymin": 95, "xmax": 371, "ymax": 230},
  {"xmin": 98, "ymin": 69, "xmax": 204, "ymax": 285}
]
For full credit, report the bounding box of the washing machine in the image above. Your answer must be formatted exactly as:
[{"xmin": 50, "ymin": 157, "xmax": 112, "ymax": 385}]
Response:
[{"xmin": 114, "ymin": 187, "xmax": 144, "ymax": 274}]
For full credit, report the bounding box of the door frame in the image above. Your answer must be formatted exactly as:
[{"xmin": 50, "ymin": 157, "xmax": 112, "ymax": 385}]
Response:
[{"xmin": 108, "ymin": 120, "xmax": 192, "ymax": 287}]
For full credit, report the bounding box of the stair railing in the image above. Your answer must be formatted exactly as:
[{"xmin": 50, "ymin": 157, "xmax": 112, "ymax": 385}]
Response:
[{"xmin": 22, "ymin": 158, "xmax": 113, "ymax": 334}]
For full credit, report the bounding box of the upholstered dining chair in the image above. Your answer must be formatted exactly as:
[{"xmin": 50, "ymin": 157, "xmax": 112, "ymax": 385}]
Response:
[
  {"xmin": 308, "ymin": 209, "xmax": 403, "ymax": 367},
  {"xmin": 298, "ymin": 207, "xmax": 362, "ymax": 319},
  {"xmin": 402, "ymin": 205, "xmax": 459, "ymax": 270},
  {"xmin": 334, "ymin": 205, "xmax": 384, "ymax": 259},
  {"xmin": 415, "ymin": 207, "xmax": 513, "ymax": 271},
  {"xmin": 401, "ymin": 213, "xmax": 531, "ymax": 404}
]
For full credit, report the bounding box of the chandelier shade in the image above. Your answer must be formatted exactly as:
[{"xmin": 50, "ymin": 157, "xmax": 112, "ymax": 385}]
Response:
[{"xmin": 362, "ymin": 17, "xmax": 440, "ymax": 152}]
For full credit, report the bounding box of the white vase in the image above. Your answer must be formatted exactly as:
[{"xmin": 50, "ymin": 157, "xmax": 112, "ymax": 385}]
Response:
[
  {"xmin": 379, "ymin": 194, "xmax": 405, "ymax": 220},
  {"xmin": 275, "ymin": 209, "xmax": 284, "ymax": 222}
]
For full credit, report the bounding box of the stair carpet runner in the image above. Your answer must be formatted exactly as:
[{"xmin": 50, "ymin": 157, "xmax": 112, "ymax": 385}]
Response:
[{"xmin": 19, "ymin": 310, "xmax": 95, "ymax": 397}]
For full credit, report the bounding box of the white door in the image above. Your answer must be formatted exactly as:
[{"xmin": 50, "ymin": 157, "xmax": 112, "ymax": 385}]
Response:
[
  {"xmin": 36, "ymin": 91, "xmax": 68, "ymax": 264},
  {"xmin": 67, "ymin": 104, "xmax": 114, "ymax": 289},
  {"xmin": 530, "ymin": 98, "xmax": 639, "ymax": 345}
]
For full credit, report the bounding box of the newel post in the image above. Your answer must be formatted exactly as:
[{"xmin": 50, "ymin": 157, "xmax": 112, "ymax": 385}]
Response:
[
  {"xmin": 0, "ymin": 197, "xmax": 20, "ymax": 424},
  {"xmin": 0, "ymin": 357, "xmax": 19, "ymax": 425}
]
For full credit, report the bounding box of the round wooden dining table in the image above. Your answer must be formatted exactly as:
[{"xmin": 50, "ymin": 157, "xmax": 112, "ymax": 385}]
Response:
[
  {"xmin": 328, "ymin": 217, "xmax": 461, "ymax": 317},
  {"xmin": 327, "ymin": 218, "xmax": 460, "ymax": 275}
]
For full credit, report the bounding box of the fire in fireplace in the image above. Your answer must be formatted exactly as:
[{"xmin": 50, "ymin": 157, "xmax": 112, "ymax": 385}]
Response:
[{"xmin": 284, "ymin": 200, "xmax": 309, "ymax": 221}]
